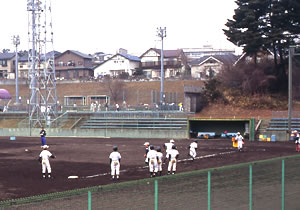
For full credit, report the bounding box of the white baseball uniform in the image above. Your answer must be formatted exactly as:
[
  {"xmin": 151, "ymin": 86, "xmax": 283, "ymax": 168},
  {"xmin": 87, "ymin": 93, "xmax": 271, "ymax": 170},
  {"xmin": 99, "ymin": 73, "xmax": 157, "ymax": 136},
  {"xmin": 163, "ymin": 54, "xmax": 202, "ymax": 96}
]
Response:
[
  {"xmin": 189, "ymin": 142, "xmax": 198, "ymax": 158},
  {"xmin": 164, "ymin": 142, "xmax": 174, "ymax": 158},
  {"xmin": 109, "ymin": 151, "xmax": 121, "ymax": 176},
  {"xmin": 147, "ymin": 149, "xmax": 158, "ymax": 173},
  {"xmin": 156, "ymin": 151, "xmax": 163, "ymax": 172},
  {"xmin": 39, "ymin": 150, "xmax": 53, "ymax": 174},
  {"xmin": 168, "ymin": 149, "xmax": 179, "ymax": 172},
  {"xmin": 236, "ymin": 135, "xmax": 244, "ymax": 150}
]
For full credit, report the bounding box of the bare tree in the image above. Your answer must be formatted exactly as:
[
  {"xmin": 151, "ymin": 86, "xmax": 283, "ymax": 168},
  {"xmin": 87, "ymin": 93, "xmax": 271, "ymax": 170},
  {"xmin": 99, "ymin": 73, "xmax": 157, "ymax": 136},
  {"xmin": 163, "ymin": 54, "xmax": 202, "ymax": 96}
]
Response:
[{"xmin": 103, "ymin": 78, "xmax": 125, "ymax": 104}]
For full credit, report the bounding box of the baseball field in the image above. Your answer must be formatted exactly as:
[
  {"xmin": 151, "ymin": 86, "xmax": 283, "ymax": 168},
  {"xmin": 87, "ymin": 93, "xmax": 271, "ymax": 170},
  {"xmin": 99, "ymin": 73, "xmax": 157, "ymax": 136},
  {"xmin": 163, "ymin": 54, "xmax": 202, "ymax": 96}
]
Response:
[{"xmin": 0, "ymin": 135, "xmax": 298, "ymax": 204}]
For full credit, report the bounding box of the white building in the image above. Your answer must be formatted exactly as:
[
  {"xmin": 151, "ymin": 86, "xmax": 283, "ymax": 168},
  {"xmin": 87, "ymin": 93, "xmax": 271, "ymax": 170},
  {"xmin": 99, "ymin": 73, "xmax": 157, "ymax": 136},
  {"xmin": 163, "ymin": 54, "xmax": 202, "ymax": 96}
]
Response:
[
  {"xmin": 94, "ymin": 53, "xmax": 141, "ymax": 78},
  {"xmin": 190, "ymin": 54, "xmax": 238, "ymax": 80}
]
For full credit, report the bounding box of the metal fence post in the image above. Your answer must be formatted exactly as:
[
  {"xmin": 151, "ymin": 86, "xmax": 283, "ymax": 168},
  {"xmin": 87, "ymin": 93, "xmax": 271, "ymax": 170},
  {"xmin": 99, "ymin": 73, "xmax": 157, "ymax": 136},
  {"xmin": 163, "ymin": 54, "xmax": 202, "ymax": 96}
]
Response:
[
  {"xmin": 249, "ymin": 164, "xmax": 252, "ymax": 210},
  {"xmin": 250, "ymin": 118, "xmax": 255, "ymax": 141},
  {"xmin": 88, "ymin": 191, "xmax": 92, "ymax": 210},
  {"xmin": 208, "ymin": 171, "xmax": 211, "ymax": 210},
  {"xmin": 155, "ymin": 180, "xmax": 158, "ymax": 210},
  {"xmin": 282, "ymin": 159, "xmax": 285, "ymax": 210}
]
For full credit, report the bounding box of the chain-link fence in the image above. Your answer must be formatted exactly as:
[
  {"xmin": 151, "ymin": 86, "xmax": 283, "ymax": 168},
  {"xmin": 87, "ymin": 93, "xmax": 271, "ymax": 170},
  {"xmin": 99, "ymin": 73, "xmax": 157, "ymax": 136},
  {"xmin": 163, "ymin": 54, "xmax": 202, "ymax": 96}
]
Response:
[{"xmin": 1, "ymin": 155, "xmax": 300, "ymax": 210}]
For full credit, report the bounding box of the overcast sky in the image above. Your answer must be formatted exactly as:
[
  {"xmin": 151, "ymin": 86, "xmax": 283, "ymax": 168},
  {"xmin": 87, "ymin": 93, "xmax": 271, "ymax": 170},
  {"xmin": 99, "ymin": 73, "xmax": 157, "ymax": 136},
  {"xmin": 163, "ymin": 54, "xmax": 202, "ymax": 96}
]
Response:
[{"xmin": 0, "ymin": 0, "xmax": 240, "ymax": 56}]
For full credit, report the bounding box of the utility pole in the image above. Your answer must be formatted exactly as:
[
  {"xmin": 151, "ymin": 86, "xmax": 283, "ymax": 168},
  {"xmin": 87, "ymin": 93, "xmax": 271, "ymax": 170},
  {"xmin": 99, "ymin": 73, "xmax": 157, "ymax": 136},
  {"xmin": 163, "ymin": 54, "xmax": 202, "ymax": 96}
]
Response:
[
  {"xmin": 288, "ymin": 45, "xmax": 300, "ymax": 138},
  {"xmin": 13, "ymin": 35, "xmax": 20, "ymax": 105},
  {"xmin": 157, "ymin": 27, "xmax": 166, "ymax": 106}
]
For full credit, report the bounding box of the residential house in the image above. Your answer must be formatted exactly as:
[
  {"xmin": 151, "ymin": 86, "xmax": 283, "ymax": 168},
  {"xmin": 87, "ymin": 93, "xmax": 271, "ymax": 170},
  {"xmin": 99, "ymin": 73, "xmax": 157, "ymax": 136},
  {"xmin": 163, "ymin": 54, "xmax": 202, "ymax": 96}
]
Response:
[
  {"xmin": 190, "ymin": 54, "xmax": 238, "ymax": 80},
  {"xmin": 92, "ymin": 52, "xmax": 113, "ymax": 65},
  {"xmin": 182, "ymin": 45, "xmax": 235, "ymax": 61},
  {"xmin": 17, "ymin": 50, "xmax": 61, "ymax": 79},
  {"xmin": 55, "ymin": 50, "xmax": 93, "ymax": 80},
  {"xmin": 234, "ymin": 49, "xmax": 275, "ymax": 65},
  {"xmin": 0, "ymin": 52, "xmax": 15, "ymax": 79},
  {"xmin": 140, "ymin": 48, "xmax": 189, "ymax": 79},
  {"xmin": 93, "ymin": 53, "xmax": 140, "ymax": 78}
]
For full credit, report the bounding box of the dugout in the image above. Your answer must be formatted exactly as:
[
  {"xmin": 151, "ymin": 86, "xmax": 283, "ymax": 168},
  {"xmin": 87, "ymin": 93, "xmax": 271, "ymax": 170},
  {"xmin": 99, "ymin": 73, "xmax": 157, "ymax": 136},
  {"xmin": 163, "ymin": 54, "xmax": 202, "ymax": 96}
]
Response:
[
  {"xmin": 188, "ymin": 118, "xmax": 255, "ymax": 140},
  {"xmin": 87, "ymin": 95, "xmax": 109, "ymax": 105},
  {"xmin": 64, "ymin": 95, "xmax": 87, "ymax": 106}
]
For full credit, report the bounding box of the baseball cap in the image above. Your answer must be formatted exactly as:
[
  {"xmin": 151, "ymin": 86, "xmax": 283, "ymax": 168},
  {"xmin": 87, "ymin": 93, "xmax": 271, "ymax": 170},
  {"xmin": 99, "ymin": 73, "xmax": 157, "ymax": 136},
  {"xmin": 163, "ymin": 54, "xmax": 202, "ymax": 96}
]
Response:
[
  {"xmin": 41, "ymin": 145, "xmax": 49, "ymax": 149},
  {"xmin": 144, "ymin": 142, "xmax": 150, "ymax": 146}
]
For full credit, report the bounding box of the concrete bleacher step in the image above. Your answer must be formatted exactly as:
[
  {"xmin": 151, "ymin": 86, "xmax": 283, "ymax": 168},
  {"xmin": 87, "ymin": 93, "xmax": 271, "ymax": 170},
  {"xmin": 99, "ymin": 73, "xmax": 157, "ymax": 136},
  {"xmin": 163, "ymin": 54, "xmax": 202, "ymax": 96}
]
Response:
[
  {"xmin": 80, "ymin": 117, "xmax": 188, "ymax": 130},
  {"xmin": 266, "ymin": 117, "xmax": 300, "ymax": 131}
]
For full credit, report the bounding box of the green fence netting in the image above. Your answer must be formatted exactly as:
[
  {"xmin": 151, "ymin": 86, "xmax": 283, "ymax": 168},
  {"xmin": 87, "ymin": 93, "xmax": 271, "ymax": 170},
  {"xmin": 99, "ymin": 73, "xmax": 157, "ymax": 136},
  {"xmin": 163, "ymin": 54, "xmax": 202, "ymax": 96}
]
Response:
[{"xmin": 1, "ymin": 155, "xmax": 300, "ymax": 210}]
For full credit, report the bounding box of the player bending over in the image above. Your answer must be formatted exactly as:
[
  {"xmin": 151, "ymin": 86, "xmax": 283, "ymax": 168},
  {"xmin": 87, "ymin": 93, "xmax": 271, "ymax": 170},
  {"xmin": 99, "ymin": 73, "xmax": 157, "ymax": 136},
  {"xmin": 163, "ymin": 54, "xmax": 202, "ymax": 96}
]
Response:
[
  {"xmin": 167, "ymin": 144, "xmax": 179, "ymax": 175},
  {"xmin": 188, "ymin": 139, "xmax": 198, "ymax": 160},
  {"xmin": 147, "ymin": 145, "xmax": 158, "ymax": 177},
  {"xmin": 156, "ymin": 146, "xmax": 163, "ymax": 176}
]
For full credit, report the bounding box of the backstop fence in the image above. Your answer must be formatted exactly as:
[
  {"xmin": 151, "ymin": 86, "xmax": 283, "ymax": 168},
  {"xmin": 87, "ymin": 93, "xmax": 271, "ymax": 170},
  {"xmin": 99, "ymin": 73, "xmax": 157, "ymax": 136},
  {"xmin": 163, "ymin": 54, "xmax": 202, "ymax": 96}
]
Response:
[{"xmin": 1, "ymin": 155, "xmax": 300, "ymax": 210}]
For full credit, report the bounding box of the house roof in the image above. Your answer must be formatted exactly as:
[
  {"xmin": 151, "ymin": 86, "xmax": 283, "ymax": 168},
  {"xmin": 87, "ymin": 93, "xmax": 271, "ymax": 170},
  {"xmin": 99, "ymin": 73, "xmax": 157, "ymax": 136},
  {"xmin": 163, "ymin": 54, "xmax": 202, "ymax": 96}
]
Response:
[
  {"xmin": 56, "ymin": 50, "xmax": 92, "ymax": 59},
  {"xmin": 140, "ymin": 48, "xmax": 183, "ymax": 58},
  {"xmin": 118, "ymin": 53, "xmax": 140, "ymax": 62},
  {"xmin": 190, "ymin": 54, "xmax": 238, "ymax": 66},
  {"xmin": 0, "ymin": 52, "xmax": 15, "ymax": 60},
  {"xmin": 17, "ymin": 50, "xmax": 61, "ymax": 62},
  {"xmin": 95, "ymin": 53, "xmax": 141, "ymax": 68}
]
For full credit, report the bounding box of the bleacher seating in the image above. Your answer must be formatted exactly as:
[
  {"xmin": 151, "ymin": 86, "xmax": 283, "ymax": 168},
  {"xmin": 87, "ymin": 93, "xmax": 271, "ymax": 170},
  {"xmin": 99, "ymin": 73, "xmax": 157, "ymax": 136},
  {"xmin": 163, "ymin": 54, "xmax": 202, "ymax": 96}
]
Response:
[
  {"xmin": 80, "ymin": 117, "xmax": 187, "ymax": 130},
  {"xmin": 266, "ymin": 118, "xmax": 300, "ymax": 131}
]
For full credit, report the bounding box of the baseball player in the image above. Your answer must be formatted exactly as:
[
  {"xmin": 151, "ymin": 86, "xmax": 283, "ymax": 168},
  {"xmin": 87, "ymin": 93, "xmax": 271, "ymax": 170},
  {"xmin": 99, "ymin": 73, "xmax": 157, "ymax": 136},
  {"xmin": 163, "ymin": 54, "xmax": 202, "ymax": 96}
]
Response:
[
  {"xmin": 109, "ymin": 146, "xmax": 121, "ymax": 180},
  {"xmin": 38, "ymin": 145, "xmax": 55, "ymax": 179},
  {"xmin": 188, "ymin": 139, "xmax": 198, "ymax": 160},
  {"xmin": 163, "ymin": 139, "xmax": 175, "ymax": 159},
  {"xmin": 235, "ymin": 132, "xmax": 244, "ymax": 152},
  {"xmin": 144, "ymin": 142, "xmax": 150, "ymax": 165},
  {"xmin": 293, "ymin": 130, "xmax": 300, "ymax": 152},
  {"xmin": 156, "ymin": 146, "xmax": 163, "ymax": 176},
  {"xmin": 146, "ymin": 145, "xmax": 158, "ymax": 177},
  {"xmin": 167, "ymin": 144, "xmax": 179, "ymax": 175},
  {"xmin": 40, "ymin": 127, "xmax": 46, "ymax": 146}
]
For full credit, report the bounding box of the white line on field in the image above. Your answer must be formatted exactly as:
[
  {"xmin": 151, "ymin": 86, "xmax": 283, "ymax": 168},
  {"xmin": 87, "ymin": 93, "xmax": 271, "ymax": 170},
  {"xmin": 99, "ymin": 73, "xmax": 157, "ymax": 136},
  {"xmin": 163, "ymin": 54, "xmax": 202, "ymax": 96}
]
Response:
[{"xmin": 78, "ymin": 150, "xmax": 236, "ymax": 179}]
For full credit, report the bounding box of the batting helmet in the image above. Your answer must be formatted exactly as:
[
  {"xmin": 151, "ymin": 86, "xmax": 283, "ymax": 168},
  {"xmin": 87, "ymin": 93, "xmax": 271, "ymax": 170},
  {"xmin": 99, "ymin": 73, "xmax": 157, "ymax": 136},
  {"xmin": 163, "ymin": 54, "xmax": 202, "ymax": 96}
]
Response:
[
  {"xmin": 113, "ymin": 146, "xmax": 118, "ymax": 151},
  {"xmin": 156, "ymin": 146, "xmax": 161, "ymax": 152},
  {"xmin": 149, "ymin": 145, "xmax": 155, "ymax": 150}
]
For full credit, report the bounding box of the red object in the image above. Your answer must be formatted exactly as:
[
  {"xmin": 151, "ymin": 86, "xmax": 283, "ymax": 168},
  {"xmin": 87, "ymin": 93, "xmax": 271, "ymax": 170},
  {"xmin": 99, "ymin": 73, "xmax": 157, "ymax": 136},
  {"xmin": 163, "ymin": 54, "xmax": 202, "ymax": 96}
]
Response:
[{"xmin": 296, "ymin": 144, "xmax": 300, "ymax": 152}]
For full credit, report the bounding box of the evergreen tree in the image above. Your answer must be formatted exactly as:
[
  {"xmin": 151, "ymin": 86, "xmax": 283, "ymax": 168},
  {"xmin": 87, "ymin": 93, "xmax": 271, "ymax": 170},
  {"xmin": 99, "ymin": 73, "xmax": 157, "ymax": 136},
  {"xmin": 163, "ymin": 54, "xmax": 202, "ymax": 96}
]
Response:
[{"xmin": 224, "ymin": 0, "xmax": 300, "ymax": 66}]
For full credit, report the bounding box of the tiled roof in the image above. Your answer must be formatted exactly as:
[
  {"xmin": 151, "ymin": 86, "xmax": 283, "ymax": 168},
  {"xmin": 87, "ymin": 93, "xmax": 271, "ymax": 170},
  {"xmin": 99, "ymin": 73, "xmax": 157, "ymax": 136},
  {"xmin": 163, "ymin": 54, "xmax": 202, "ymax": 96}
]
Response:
[
  {"xmin": 69, "ymin": 50, "xmax": 92, "ymax": 59},
  {"xmin": 0, "ymin": 52, "xmax": 15, "ymax": 60},
  {"xmin": 119, "ymin": 53, "xmax": 140, "ymax": 62},
  {"xmin": 152, "ymin": 48, "xmax": 183, "ymax": 58}
]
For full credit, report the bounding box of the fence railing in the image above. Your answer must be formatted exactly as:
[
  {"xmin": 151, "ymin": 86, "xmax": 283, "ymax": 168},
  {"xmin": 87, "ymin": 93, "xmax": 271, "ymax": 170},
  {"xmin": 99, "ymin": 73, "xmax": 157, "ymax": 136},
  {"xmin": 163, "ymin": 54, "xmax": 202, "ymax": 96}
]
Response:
[{"xmin": 1, "ymin": 154, "xmax": 300, "ymax": 210}]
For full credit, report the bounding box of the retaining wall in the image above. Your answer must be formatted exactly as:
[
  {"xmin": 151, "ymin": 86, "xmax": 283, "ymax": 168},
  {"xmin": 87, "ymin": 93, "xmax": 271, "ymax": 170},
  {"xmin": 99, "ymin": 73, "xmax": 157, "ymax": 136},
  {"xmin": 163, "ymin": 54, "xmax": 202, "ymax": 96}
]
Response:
[{"xmin": 0, "ymin": 128, "xmax": 188, "ymax": 139}]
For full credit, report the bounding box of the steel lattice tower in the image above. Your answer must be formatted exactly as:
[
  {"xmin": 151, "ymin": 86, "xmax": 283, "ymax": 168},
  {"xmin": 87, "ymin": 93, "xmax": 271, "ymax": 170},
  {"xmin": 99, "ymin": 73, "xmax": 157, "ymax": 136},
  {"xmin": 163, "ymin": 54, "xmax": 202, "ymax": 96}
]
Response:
[{"xmin": 27, "ymin": 0, "xmax": 57, "ymax": 128}]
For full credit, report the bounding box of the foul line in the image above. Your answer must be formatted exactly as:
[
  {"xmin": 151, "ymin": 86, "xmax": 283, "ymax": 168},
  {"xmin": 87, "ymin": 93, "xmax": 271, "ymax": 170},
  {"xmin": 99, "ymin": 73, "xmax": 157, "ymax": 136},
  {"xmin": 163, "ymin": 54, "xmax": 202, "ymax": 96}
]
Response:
[{"xmin": 78, "ymin": 150, "xmax": 236, "ymax": 179}]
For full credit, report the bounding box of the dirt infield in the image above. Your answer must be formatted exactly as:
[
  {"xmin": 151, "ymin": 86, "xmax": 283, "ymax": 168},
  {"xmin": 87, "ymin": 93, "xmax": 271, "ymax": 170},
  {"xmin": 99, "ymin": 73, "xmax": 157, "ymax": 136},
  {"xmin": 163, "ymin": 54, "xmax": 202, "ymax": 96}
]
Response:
[{"xmin": 0, "ymin": 136, "xmax": 297, "ymax": 202}]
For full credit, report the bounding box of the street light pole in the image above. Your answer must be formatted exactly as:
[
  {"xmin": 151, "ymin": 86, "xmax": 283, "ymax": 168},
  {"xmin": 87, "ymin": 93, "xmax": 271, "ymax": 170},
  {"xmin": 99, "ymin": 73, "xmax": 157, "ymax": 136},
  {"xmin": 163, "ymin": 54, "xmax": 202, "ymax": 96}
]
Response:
[
  {"xmin": 13, "ymin": 35, "xmax": 20, "ymax": 105},
  {"xmin": 157, "ymin": 27, "xmax": 166, "ymax": 106}
]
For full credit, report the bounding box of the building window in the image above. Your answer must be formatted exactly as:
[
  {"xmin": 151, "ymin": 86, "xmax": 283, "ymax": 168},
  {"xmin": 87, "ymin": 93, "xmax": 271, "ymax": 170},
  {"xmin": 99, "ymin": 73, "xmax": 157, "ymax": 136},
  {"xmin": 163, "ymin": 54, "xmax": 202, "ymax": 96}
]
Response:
[
  {"xmin": 0, "ymin": 60, "xmax": 7, "ymax": 67},
  {"xmin": 67, "ymin": 60, "xmax": 75, "ymax": 66}
]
